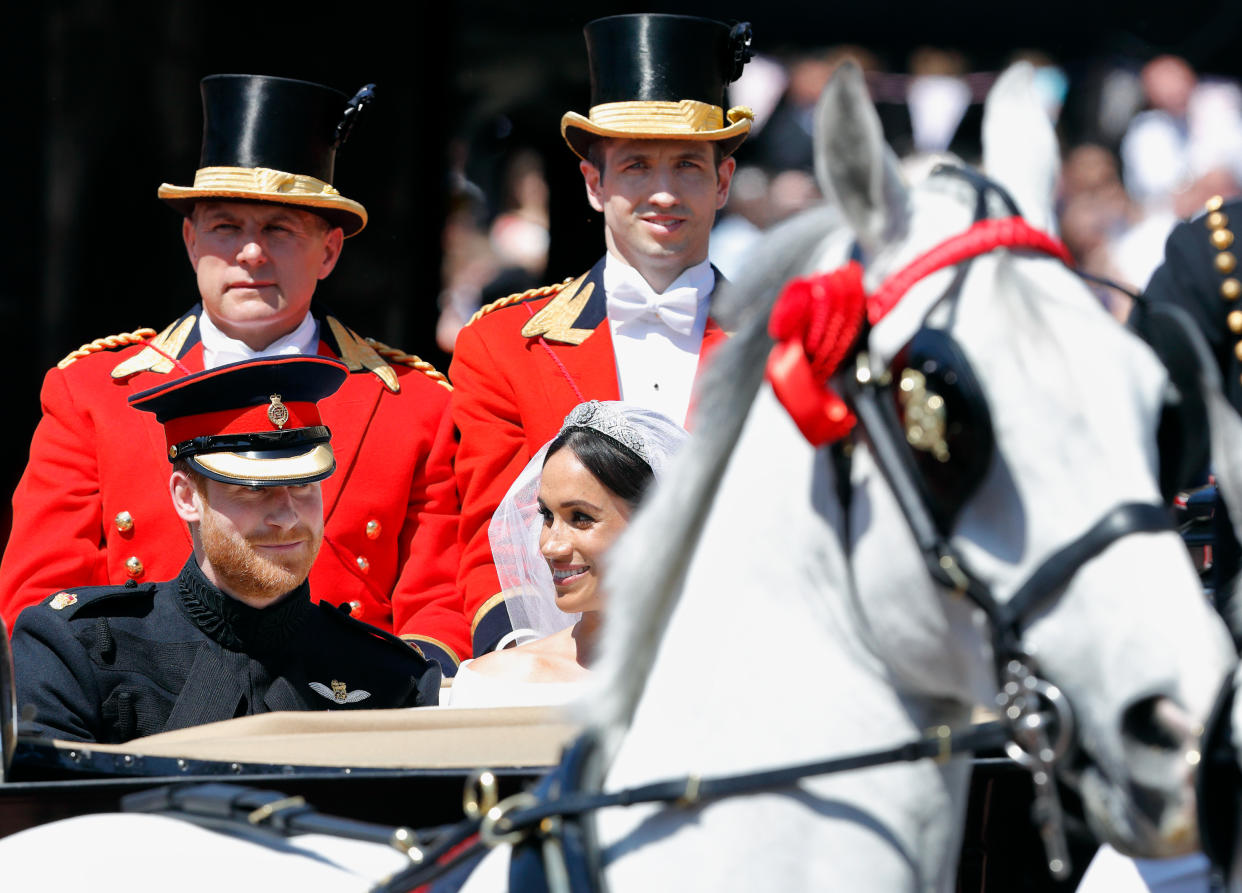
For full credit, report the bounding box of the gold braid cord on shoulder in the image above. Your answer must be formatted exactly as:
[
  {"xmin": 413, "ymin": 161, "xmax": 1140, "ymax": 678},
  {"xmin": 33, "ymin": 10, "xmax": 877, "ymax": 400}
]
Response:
[
  {"xmin": 365, "ymin": 338, "xmax": 452, "ymax": 392},
  {"xmin": 57, "ymin": 327, "xmax": 159, "ymax": 370},
  {"xmin": 467, "ymin": 278, "xmax": 574, "ymax": 325}
]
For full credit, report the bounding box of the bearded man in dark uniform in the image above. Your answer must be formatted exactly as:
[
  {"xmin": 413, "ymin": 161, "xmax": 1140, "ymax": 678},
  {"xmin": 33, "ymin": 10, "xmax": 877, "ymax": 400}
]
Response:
[
  {"xmin": 12, "ymin": 356, "xmax": 441, "ymax": 744},
  {"xmin": 451, "ymin": 14, "xmax": 754, "ymax": 653},
  {"xmin": 0, "ymin": 75, "xmax": 468, "ymax": 672}
]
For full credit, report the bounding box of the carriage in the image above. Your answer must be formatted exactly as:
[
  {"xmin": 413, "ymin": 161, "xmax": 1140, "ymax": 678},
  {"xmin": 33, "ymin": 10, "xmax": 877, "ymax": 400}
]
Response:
[{"xmin": 0, "ymin": 675, "xmax": 1095, "ymax": 891}]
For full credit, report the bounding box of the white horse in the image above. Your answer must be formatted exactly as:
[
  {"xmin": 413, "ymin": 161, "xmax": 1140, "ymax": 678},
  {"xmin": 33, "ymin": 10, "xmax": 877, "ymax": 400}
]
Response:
[
  {"xmin": 0, "ymin": 63, "xmax": 1234, "ymax": 893},
  {"xmin": 462, "ymin": 61, "xmax": 1234, "ymax": 891}
]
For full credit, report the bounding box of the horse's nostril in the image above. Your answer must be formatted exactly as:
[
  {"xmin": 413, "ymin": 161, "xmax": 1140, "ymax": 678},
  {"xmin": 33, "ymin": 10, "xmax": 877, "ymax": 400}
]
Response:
[{"xmin": 1121, "ymin": 696, "xmax": 1183, "ymax": 750}]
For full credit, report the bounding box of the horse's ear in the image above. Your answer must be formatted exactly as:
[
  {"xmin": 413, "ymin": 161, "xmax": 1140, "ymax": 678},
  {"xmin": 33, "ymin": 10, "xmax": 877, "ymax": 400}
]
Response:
[
  {"xmin": 814, "ymin": 60, "xmax": 909, "ymax": 255},
  {"xmin": 982, "ymin": 62, "xmax": 1060, "ymax": 232}
]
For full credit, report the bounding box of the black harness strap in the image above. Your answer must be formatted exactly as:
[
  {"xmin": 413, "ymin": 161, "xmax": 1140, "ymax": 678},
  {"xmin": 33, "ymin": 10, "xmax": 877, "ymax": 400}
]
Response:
[
  {"xmin": 377, "ymin": 720, "xmax": 1013, "ymax": 891},
  {"xmin": 499, "ymin": 721, "xmax": 1008, "ymax": 829},
  {"xmin": 1000, "ymin": 502, "xmax": 1172, "ymax": 637}
]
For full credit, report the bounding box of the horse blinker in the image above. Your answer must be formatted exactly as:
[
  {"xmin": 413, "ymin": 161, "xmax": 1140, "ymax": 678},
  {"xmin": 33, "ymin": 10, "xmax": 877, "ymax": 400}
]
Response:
[{"xmin": 890, "ymin": 327, "xmax": 995, "ymax": 536}]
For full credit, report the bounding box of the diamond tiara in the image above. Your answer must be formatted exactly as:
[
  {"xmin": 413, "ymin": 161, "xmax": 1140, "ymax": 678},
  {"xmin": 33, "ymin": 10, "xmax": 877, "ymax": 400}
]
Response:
[{"xmin": 560, "ymin": 401, "xmax": 652, "ymax": 466}]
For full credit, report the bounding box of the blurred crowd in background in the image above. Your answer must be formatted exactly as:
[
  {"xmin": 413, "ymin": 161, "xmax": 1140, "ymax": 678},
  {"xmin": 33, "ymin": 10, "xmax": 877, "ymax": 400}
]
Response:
[{"xmin": 435, "ymin": 47, "xmax": 1242, "ymax": 348}]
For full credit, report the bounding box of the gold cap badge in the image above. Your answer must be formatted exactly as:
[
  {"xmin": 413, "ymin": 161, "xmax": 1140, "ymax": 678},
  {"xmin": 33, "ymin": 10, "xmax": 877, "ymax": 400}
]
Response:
[{"xmin": 268, "ymin": 394, "xmax": 289, "ymax": 429}]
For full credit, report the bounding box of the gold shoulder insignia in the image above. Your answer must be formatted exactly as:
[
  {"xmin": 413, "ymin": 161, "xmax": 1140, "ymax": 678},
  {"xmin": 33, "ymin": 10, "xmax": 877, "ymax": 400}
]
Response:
[
  {"xmin": 364, "ymin": 338, "xmax": 452, "ymax": 391},
  {"xmin": 106, "ymin": 317, "xmax": 196, "ymax": 379},
  {"xmin": 327, "ymin": 316, "xmax": 401, "ymax": 394},
  {"xmin": 49, "ymin": 592, "xmax": 78, "ymax": 611},
  {"xmin": 55, "ymin": 326, "xmax": 160, "ymax": 371},
  {"xmin": 519, "ymin": 274, "xmax": 596, "ymax": 345},
  {"xmin": 467, "ymin": 278, "xmax": 574, "ymax": 326}
]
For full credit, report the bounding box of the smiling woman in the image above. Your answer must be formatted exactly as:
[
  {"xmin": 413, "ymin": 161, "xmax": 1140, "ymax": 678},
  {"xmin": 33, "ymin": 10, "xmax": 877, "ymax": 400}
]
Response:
[{"xmin": 447, "ymin": 401, "xmax": 687, "ymax": 707}]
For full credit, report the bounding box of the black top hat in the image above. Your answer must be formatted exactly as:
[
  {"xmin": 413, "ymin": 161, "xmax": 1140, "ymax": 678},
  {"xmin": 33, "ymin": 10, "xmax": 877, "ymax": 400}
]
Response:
[
  {"xmin": 130, "ymin": 356, "xmax": 349, "ymax": 487},
  {"xmin": 561, "ymin": 14, "xmax": 754, "ymax": 160},
  {"xmin": 158, "ymin": 75, "xmax": 374, "ymax": 237}
]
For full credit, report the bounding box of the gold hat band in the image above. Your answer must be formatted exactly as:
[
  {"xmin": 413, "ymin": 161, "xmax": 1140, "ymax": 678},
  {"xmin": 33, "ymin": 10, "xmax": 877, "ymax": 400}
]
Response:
[
  {"xmin": 191, "ymin": 166, "xmax": 341, "ymax": 198},
  {"xmin": 588, "ymin": 99, "xmax": 745, "ymax": 134},
  {"xmin": 561, "ymin": 101, "xmax": 754, "ymax": 159},
  {"xmin": 158, "ymin": 165, "xmax": 368, "ymax": 236}
]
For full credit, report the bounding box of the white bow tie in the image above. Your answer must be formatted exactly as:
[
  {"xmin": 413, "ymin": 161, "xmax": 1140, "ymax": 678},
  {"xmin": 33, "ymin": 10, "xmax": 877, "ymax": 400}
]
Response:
[{"xmin": 607, "ymin": 279, "xmax": 699, "ymax": 336}]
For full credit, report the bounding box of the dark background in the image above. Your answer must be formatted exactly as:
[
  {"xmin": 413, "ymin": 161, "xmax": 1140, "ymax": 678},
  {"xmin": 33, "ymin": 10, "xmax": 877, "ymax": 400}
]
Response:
[{"xmin": 1, "ymin": 0, "xmax": 1241, "ymax": 545}]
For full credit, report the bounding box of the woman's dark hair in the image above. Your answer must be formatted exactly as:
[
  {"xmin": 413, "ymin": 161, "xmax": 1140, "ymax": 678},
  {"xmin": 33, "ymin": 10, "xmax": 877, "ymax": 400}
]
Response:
[{"xmin": 544, "ymin": 427, "xmax": 654, "ymax": 508}]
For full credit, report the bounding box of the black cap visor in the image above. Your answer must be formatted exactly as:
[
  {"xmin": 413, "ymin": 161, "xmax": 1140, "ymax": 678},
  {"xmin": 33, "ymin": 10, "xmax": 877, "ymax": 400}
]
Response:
[{"xmin": 175, "ymin": 427, "xmax": 335, "ymax": 488}]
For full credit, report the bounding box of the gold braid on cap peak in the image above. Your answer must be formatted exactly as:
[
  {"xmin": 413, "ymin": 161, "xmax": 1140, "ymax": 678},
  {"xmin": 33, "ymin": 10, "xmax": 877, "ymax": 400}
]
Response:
[
  {"xmin": 468, "ymin": 279, "xmax": 575, "ymax": 325},
  {"xmin": 58, "ymin": 327, "xmax": 159, "ymax": 369},
  {"xmin": 364, "ymin": 338, "xmax": 452, "ymax": 391}
]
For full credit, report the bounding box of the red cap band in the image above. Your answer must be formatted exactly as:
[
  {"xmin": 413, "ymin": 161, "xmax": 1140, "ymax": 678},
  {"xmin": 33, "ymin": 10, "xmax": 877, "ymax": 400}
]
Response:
[{"xmin": 163, "ymin": 400, "xmax": 321, "ymax": 449}]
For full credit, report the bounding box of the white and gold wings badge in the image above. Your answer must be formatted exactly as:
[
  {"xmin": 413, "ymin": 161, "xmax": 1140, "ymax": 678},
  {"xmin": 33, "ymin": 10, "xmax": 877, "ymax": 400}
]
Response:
[{"xmin": 309, "ymin": 679, "xmax": 372, "ymax": 704}]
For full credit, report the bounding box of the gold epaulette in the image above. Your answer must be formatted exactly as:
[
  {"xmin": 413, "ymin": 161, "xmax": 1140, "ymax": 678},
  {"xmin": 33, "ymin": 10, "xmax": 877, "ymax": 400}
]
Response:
[
  {"xmin": 364, "ymin": 338, "xmax": 452, "ymax": 391},
  {"xmin": 57, "ymin": 327, "xmax": 159, "ymax": 370},
  {"xmin": 326, "ymin": 316, "xmax": 401, "ymax": 394},
  {"xmin": 467, "ymin": 278, "xmax": 574, "ymax": 325}
]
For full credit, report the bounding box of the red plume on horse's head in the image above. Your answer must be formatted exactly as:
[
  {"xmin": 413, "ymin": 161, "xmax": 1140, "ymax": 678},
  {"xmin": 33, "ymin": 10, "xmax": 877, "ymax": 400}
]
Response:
[{"xmin": 764, "ymin": 261, "xmax": 866, "ymax": 446}]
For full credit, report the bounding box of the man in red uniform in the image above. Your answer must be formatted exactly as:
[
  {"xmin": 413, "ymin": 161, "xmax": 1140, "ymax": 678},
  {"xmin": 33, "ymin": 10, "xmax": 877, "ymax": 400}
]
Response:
[
  {"xmin": 0, "ymin": 74, "xmax": 468, "ymax": 673},
  {"xmin": 451, "ymin": 14, "xmax": 754, "ymax": 653}
]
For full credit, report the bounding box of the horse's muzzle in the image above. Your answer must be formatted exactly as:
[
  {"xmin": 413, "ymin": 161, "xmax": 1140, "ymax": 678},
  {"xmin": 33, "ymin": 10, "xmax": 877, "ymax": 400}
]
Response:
[{"xmin": 1080, "ymin": 694, "xmax": 1203, "ymax": 858}]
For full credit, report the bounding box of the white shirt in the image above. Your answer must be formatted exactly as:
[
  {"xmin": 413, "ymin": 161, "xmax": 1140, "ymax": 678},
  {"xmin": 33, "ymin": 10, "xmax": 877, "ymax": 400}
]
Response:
[
  {"xmin": 199, "ymin": 312, "xmax": 320, "ymax": 370},
  {"xmin": 604, "ymin": 254, "xmax": 713, "ymax": 425}
]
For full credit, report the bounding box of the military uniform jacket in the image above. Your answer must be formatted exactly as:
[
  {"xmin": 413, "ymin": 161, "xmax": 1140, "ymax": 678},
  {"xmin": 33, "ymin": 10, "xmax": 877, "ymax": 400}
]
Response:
[
  {"xmin": 0, "ymin": 304, "xmax": 468, "ymax": 671},
  {"xmin": 449, "ymin": 257, "xmax": 727, "ymax": 653},
  {"xmin": 1141, "ymin": 196, "xmax": 1242, "ymax": 587},
  {"xmin": 12, "ymin": 558, "xmax": 442, "ymax": 744},
  {"xmin": 1142, "ymin": 197, "xmax": 1242, "ymax": 408}
]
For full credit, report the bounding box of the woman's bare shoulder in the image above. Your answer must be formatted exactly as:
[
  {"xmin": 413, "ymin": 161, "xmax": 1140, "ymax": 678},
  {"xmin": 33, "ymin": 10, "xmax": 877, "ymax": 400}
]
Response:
[
  {"xmin": 467, "ymin": 629, "xmax": 586, "ymax": 683},
  {"xmin": 467, "ymin": 646, "xmax": 540, "ymax": 680}
]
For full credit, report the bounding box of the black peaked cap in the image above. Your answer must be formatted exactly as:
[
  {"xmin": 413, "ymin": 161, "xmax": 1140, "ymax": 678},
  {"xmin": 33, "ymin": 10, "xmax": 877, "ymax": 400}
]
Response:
[{"xmin": 130, "ymin": 356, "xmax": 348, "ymax": 424}]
